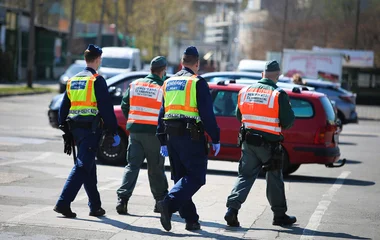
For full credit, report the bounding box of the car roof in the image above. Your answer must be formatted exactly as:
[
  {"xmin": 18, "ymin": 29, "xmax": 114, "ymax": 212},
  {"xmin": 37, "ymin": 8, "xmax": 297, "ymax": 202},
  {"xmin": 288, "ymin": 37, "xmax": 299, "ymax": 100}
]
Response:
[
  {"xmin": 208, "ymin": 82, "xmax": 325, "ymax": 98},
  {"xmin": 302, "ymin": 78, "xmax": 340, "ymax": 88},
  {"xmin": 106, "ymin": 71, "xmax": 151, "ymax": 86},
  {"xmin": 201, "ymin": 71, "xmax": 290, "ymax": 83},
  {"xmin": 106, "ymin": 72, "xmax": 173, "ymax": 87}
]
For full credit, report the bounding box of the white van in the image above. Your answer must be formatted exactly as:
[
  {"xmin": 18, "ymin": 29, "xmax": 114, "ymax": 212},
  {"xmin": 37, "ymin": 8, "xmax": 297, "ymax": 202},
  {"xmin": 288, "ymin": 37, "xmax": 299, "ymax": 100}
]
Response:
[
  {"xmin": 237, "ymin": 59, "xmax": 266, "ymax": 73},
  {"xmin": 99, "ymin": 47, "xmax": 142, "ymax": 79}
]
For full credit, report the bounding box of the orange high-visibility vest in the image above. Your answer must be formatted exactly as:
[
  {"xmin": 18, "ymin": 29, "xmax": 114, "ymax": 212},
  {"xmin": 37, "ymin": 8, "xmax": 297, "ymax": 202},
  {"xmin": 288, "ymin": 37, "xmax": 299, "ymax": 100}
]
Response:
[
  {"xmin": 238, "ymin": 85, "xmax": 282, "ymax": 135},
  {"xmin": 127, "ymin": 80, "xmax": 163, "ymax": 126}
]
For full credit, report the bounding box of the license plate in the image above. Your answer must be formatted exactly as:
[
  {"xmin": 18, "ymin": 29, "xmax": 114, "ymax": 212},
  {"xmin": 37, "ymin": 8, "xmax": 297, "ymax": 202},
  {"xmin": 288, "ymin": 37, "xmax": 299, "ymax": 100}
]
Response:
[{"xmin": 334, "ymin": 134, "xmax": 339, "ymax": 144}]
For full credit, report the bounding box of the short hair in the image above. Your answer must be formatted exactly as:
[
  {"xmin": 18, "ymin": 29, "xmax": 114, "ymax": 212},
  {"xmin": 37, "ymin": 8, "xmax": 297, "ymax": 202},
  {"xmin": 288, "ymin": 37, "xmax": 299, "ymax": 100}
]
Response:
[
  {"xmin": 181, "ymin": 54, "xmax": 199, "ymax": 66},
  {"xmin": 292, "ymin": 73, "xmax": 303, "ymax": 84},
  {"xmin": 151, "ymin": 66, "xmax": 166, "ymax": 75},
  {"xmin": 84, "ymin": 50, "xmax": 101, "ymax": 63}
]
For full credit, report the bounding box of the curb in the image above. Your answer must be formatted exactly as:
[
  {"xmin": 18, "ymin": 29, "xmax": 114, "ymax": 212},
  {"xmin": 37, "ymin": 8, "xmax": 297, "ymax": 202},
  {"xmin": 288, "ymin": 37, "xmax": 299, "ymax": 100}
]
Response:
[
  {"xmin": 0, "ymin": 90, "xmax": 53, "ymax": 98},
  {"xmin": 358, "ymin": 117, "xmax": 380, "ymax": 122}
]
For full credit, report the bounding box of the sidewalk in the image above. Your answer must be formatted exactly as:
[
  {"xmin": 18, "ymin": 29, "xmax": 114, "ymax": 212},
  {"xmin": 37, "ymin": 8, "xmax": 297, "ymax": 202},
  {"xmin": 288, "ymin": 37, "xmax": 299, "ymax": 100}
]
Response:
[
  {"xmin": 357, "ymin": 105, "xmax": 380, "ymax": 121},
  {"xmin": 0, "ymin": 79, "xmax": 58, "ymax": 90}
]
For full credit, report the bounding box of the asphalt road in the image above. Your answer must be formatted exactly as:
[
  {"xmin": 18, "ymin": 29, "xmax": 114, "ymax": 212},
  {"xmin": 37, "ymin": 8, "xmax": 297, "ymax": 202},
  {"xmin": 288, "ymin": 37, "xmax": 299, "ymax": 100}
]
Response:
[{"xmin": 0, "ymin": 93, "xmax": 379, "ymax": 240}]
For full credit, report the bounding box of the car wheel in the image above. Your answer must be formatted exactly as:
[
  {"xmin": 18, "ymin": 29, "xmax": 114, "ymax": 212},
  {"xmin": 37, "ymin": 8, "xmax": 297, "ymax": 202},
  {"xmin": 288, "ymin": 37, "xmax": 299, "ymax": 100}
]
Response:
[
  {"xmin": 282, "ymin": 148, "xmax": 300, "ymax": 176},
  {"xmin": 96, "ymin": 128, "xmax": 127, "ymax": 165}
]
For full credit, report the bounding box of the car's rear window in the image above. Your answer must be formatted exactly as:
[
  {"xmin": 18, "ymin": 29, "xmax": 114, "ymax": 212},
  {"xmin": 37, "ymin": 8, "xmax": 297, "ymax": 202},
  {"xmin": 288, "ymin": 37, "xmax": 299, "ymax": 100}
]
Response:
[
  {"xmin": 319, "ymin": 96, "xmax": 336, "ymax": 123},
  {"xmin": 289, "ymin": 98, "xmax": 314, "ymax": 118},
  {"xmin": 212, "ymin": 90, "xmax": 238, "ymax": 117}
]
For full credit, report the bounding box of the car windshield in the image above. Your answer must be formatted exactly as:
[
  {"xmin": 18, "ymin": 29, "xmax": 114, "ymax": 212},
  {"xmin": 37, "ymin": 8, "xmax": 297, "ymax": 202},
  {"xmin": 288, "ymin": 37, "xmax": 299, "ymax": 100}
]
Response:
[
  {"xmin": 320, "ymin": 96, "xmax": 336, "ymax": 124},
  {"xmin": 66, "ymin": 65, "xmax": 85, "ymax": 77},
  {"xmin": 101, "ymin": 57, "xmax": 130, "ymax": 69}
]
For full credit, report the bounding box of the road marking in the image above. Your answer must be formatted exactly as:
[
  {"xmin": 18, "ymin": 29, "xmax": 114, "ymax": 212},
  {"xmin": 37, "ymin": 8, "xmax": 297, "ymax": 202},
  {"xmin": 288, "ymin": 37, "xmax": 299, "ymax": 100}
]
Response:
[
  {"xmin": 300, "ymin": 171, "xmax": 351, "ymax": 240},
  {"xmin": 6, "ymin": 180, "xmax": 121, "ymax": 223},
  {"xmin": 0, "ymin": 152, "xmax": 52, "ymax": 166}
]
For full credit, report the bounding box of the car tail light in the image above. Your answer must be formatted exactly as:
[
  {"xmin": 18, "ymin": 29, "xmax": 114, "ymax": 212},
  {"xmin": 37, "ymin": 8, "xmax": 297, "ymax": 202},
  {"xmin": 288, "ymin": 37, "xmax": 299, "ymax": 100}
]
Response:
[
  {"xmin": 339, "ymin": 95, "xmax": 354, "ymax": 104},
  {"xmin": 314, "ymin": 124, "xmax": 337, "ymax": 145}
]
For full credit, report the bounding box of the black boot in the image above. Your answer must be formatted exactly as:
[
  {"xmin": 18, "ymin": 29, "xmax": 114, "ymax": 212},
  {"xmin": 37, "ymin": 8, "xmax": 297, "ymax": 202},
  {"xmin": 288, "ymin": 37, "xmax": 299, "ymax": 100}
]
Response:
[
  {"xmin": 53, "ymin": 205, "xmax": 76, "ymax": 218},
  {"xmin": 157, "ymin": 200, "xmax": 172, "ymax": 231},
  {"xmin": 185, "ymin": 221, "xmax": 201, "ymax": 231},
  {"xmin": 154, "ymin": 200, "xmax": 160, "ymax": 213},
  {"xmin": 224, "ymin": 208, "xmax": 240, "ymax": 227},
  {"xmin": 89, "ymin": 207, "xmax": 106, "ymax": 217},
  {"xmin": 116, "ymin": 199, "xmax": 128, "ymax": 215},
  {"xmin": 273, "ymin": 214, "xmax": 297, "ymax": 226}
]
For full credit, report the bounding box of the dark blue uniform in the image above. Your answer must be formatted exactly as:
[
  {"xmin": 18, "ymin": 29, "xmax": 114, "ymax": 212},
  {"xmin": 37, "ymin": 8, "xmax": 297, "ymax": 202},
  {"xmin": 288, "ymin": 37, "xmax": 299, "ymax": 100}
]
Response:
[
  {"xmin": 56, "ymin": 67, "xmax": 118, "ymax": 212},
  {"xmin": 157, "ymin": 67, "xmax": 220, "ymax": 224}
]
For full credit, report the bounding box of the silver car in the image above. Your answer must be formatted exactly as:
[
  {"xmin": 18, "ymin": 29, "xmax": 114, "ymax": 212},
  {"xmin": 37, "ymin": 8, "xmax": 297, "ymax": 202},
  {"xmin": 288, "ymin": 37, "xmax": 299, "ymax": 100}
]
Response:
[{"xmin": 302, "ymin": 79, "xmax": 358, "ymax": 124}]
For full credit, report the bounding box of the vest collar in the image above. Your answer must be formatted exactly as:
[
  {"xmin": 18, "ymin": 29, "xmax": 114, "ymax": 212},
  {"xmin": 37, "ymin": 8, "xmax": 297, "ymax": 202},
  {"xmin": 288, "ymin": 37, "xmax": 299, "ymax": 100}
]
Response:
[
  {"xmin": 259, "ymin": 78, "xmax": 278, "ymax": 88},
  {"xmin": 85, "ymin": 67, "xmax": 97, "ymax": 75},
  {"xmin": 146, "ymin": 73, "xmax": 164, "ymax": 85},
  {"xmin": 182, "ymin": 66, "xmax": 195, "ymax": 74}
]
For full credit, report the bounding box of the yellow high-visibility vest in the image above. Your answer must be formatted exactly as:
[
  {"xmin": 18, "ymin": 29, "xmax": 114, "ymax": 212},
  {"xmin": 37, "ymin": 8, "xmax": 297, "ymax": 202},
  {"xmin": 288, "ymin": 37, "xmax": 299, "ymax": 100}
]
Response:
[
  {"xmin": 66, "ymin": 71, "xmax": 98, "ymax": 118},
  {"xmin": 163, "ymin": 74, "xmax": 200, "ymax": 122}
]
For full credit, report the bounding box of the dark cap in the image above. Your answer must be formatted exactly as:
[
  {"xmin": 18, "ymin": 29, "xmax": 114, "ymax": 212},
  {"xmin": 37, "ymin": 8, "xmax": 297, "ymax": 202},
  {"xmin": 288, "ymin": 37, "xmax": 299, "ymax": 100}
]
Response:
[
  {"xmin": 86, "ymin": 44, "xmax": 103, "ymax": 55},
  {"xmin": 183, "ymin": 46, "xmax": 199, "ymax": 57},
  {"xmin": 265, "ymin": 60, "xmax": 280, "ymax": 72},
  {"xmin": 150, "ymin": 56, "xmax": 167, "ymax": 68}
]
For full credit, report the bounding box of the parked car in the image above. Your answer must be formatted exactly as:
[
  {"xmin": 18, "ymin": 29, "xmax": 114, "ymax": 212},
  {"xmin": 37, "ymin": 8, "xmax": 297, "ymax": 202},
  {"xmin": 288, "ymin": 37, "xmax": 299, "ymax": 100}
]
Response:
[
  {"xmin": 48, "ymin": 71, "xmax": 160, "ymax": 165},
  {"xmin": 202, "ymin": 71, "xmax": 295, "ymax": 84},
  {"xmin": 58, "ymin": 60, "xmax": 86, "ymax": 93},
  {"xmin": 301, "ymin": 79, "xmax": 358, "ymax": 124},
  {"xmin": 207, "ymin": 81, "xmax": 343, "ymax": 175}
]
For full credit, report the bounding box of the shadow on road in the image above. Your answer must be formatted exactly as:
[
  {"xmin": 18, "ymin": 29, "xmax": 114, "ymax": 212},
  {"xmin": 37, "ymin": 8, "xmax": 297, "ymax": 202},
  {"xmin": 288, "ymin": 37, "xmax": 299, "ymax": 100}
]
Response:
[
  {"xmin": 285, "ymin": 175, "xmax": 375, "ymax": 186},
  {"xmin": 75, "ymin": 216, "xmax": 245, "ymax": 239},
  {"xmin": 338, "ymin": 141, "xmax": 357, "ymax": 146},
  {"xmin": 340, "ymin": 133, "xmax": 378, "ymax": 138},
  {"xmin": 251, "ymin": 226, "xmax": 371, "ymax": 239},
  {"xmin": 343, "ymin": 159, "xmax": 362, "ymax": 164}
]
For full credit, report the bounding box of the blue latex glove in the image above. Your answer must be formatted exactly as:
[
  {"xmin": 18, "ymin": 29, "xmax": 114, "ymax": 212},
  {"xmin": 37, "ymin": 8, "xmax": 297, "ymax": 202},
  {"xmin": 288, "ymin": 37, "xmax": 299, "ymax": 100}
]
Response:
[
  {"xmin": 112, "ymin": 134, "xmax": 121, "ymax": 147},
  {"xmin": 212, "ymin": 143, "xmax": 220, "ymax": 156},
  {"xmin": 160, "ymin": 146, "xmax": 168, "ymax": 157}
]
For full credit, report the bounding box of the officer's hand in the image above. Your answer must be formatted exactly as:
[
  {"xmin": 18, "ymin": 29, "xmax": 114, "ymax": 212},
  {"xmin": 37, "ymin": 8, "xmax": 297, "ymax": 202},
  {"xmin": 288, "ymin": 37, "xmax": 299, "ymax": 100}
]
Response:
[
  {"xmin": 212, "ymin": 143, "xmax": 220, "ymax": 156},
  {"xmin": 160, "ymin": 146, "xmax": 169, "ymax": 157},
  {"xmin": 112, "ymin": 134, "xmax": 121, "ymax": 147}
]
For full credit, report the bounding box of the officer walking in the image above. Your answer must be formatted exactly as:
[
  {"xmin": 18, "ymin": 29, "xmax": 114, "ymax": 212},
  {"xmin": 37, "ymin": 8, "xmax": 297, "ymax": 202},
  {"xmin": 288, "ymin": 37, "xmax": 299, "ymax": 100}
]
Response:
[
  {"xmin": 224, "ymin": 60, "xmax": 296, "ymax": 227},
  {"xmin": 156, "ymin": 46, "xmax": 220, "ymax": 231},
  {"xmin": 115, "ymin": 56, "xmax": 169, "ymax": 214},
  {"xmin": 54, "ymin": 44, "xmax": 120, "ymax": 218}
]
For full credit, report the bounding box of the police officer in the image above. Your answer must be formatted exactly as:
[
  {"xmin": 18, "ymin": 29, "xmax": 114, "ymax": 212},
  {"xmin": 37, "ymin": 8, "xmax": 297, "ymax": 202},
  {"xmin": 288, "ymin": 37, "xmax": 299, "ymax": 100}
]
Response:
[
  {"xmin": 54, "ymin": 44, "xmax": 120, "ymax": 218},
  {"xmin": 224, "ymin": 60, "xmax": 296, "ymax": 227},
  {"xmin": 156, "ymin": 46, "xmax": 220, "ymax": 231},
  {"xmin": 115, "ymin": 56, "xmax": 169, "ymax": 214}
]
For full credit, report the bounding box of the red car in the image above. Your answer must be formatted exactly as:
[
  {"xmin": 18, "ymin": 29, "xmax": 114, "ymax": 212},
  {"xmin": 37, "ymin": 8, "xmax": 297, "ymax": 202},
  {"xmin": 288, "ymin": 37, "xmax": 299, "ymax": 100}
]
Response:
[
  {"xmin": 207, "ymin": 81, "xmax": 343, "ymax": 175},
  {"xmin": 109, "ymin": 80, "xmax": 343, "ymax": 175}
]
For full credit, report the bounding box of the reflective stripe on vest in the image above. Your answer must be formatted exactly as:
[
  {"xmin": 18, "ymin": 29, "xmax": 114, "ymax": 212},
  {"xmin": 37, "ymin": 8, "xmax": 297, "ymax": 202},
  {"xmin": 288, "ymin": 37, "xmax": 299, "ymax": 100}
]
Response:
[
  {"xmin": 163, "ymin": 75, "xmax": 200, "ymax": 121},
  {"xmin": 67, "ymin": 71, "xmax": 99, "ymax": 118},
  {"xmin": 127, "ymin": 80, "xmax": 163, "ymax": 126},
  {"xmin": 239, "ymin": 85, "xmax": 282, "ymax": 135}
]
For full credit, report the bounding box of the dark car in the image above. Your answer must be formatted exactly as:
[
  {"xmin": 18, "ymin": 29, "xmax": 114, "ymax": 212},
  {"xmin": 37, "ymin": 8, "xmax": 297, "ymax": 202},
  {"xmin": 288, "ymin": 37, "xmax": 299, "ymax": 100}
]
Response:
[
  {"xmin": 58, "ymin": 60, "xmax": 86, "ymax": 93},
  {"xmin": 48, "ymin": 71, "xmax": 172, "ymax": 165},
  {"xmin": 302, "ymin": 79, "xmax": 358, "ymax": 125},
  {"xmin": 49, "ymin": 71, "xmax": 149, "ymax": 164}
]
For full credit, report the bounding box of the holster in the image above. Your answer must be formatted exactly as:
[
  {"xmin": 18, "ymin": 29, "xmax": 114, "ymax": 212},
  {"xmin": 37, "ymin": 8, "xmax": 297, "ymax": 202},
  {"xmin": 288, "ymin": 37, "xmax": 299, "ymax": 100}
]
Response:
[
  {"xmin": 245, "ymin": 132, "xmax": 265, "ymax": 147},
  {"xmin": 164, "ymin": 120, "xmax": 204, "ymax": 141},
  {"xmin": 262, "ymin": 143, "xmax": 283, "ymax": 172},
  {"xmin": 237, "ymin": 125, "xmax": 246, "ymax": 147}
]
